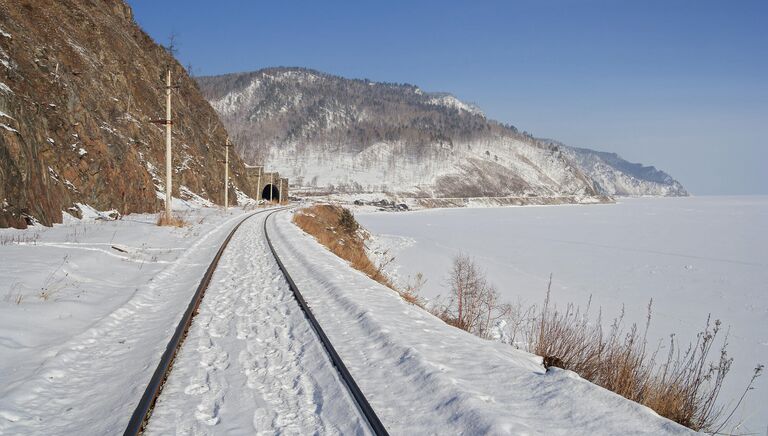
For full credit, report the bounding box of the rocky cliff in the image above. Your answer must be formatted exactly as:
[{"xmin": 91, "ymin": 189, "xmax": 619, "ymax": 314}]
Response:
[
  {"xmin": 560, "ymin": 145, "xmax": 688, "ymax": 196},
  {"xmin": 0, "ymin": 0, "xmax": 253, "ymax": 228}
]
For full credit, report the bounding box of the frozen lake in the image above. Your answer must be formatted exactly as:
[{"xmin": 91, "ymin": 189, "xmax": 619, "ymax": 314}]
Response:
[{"xmin": 357, "ymin": 196, "xmax": 768, "ymax": 433}]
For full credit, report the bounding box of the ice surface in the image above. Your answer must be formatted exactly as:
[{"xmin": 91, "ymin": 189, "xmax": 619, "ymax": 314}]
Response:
[{"xmin": 357, "ymin": 196, "xmax": 768, "ymax": 433}]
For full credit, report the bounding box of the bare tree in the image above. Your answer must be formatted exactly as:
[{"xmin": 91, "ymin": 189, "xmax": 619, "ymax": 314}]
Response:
[
  {"xmin": 165, "ymin": 32, "xmax": 179, "ymax": 58},
  {"xmin": 435, "ymin": 254, "xmax": 510, "ymax": 338}
]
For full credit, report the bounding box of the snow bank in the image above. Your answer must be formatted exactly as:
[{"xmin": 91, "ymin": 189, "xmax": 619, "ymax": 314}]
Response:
[
  {"xmin": 268, "ymin": 211, "xmax": 691, "ymax": 434},
  {"xmin": 0, "ymin": 207, "xmax": 253, "ymax": 434}
]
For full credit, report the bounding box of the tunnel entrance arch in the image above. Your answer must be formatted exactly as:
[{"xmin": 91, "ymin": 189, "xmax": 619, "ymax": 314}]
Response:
[{"xmin": 261, "ymin": 184, "xmax": 280, "ymax": 202}]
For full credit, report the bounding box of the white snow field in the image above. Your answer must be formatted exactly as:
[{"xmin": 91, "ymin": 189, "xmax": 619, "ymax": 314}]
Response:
[
  {"xmin": 357, "ymin": 196, "xmax": 768, "ymax": 434},
  {"xmin": 0, "ymin": 206, "xmax": 258, "ymax": 434},
  {"xmin": 1, "ymin": 203, "xmax": 697, "ymax": 435}
]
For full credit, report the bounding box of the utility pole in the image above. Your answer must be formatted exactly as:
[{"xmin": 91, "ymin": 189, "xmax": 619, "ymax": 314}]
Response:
[
  {"xmin": 151, "ymin": 68, "xmax": 178, "ymax": 219},
  {"xmin": 223, "ymin": 138, "xmax": 232, "ymax": 211},
  {"xmin": 279, "ymin": 178, "xmax": 284, "ymax": 204},
  {"xmin": 164, "ymin": 68, "xmax": 172, "ymax": 219},
  {"xmin": 269, "ymin": 172, "xmax": 274, "ymax": 203}
]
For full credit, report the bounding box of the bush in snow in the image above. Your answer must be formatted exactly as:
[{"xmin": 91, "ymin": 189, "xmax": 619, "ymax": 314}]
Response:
[
  {"xmin": 156, "ymin": 212, "xmax": 187, "ymax": 228},
  {"xmin": 431, "ymin": 255, "xmax": 511, "ymax": 339},
  {"xmin": 525, "ymin": 277, "xmax": 762, "ymax": 432}
]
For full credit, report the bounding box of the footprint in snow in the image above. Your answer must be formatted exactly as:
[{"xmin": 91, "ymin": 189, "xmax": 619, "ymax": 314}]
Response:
[
  {"xmin": 184, "ymin": 370, "xmax": 210, "ymax": 395},
  {"xmin": 194, "ymin": 396, "xmax": 220, "ymax": 426}
]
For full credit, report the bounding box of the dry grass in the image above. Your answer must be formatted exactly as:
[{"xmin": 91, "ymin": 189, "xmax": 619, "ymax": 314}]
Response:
[
  {"xmin": 156, "ymin": 212, "xmax": 187, "ymax": 227},
  {"xmin": 525, "ymin": 276, "xmax": 758, "ymax": 432},
  {"xmin": 293, "ymin": 205, "xmax": 403, "ymax": 294},
  {"xmin": 4, "ymin": 287, "xmax": 24, "ymax": 305},
  {"xmin": 1, "ymin": 232, "xmax": 40, "ymax": 245},
  {"xmin": 433, "ymin": 259, "xmax": 760, "ymax": 432},
  {"xmin": 400, "ymin": 273, "xmax": 427, "ymax": 306}
]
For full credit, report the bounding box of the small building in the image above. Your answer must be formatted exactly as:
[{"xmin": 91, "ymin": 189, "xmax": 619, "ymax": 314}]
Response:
[{"xmin": 244, "ymin": 165, "xmax": 289, "ymax": 203}]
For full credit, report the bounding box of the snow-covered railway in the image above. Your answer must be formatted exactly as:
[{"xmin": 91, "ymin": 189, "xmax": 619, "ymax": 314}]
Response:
[
  {"xmin": 134, "ymin": 209, "xmax": 382, "ymax": 435},
  {"xmin": 131, "ymin": 207, "xmax": 693, "ymax": 435}
]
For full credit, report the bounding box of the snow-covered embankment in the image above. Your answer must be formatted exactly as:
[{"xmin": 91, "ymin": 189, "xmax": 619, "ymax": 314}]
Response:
[{"xmin": 268, "ymin": 210, "xmax": 692, "ymax": 434}]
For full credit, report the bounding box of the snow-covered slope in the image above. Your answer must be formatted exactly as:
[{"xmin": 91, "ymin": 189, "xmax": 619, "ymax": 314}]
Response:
[
  {"xmin": 561, "ymin": 145, "xmax": 688, "ymax": 196},
  {"xmin": 198, "ymin": 67, "xmax": 686, "ymax": 201},
  {"xmin": 0, "ymin": 205, "xmax": 258, "ymax": 434},
  {"xmin": 427, "ymin": 92, "xmax": 485, "ymax": 116},
  {"xmin": 197, "ymin": 68, "xmax": 603, "ymax": 202},
  {"xmin": 263, "ymin": 210, "xmax": 692, "ymax": 434}
]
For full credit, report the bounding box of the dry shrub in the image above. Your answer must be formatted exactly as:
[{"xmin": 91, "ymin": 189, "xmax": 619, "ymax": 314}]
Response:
[
  {"xmin": 400, "ymin": 273, "xmax": 427, "ymax": 306},
  {"xmin": 527, "ymin": 276, "xmax": 762, "ymax": 432},
  {"xmin": 431, "ymin": 259, "xmax": 762, "ymax": 432},
  {"xmin": 4, "ymin": 288, "xmax": 24, "ymax": 305},
  {"xmin": 156, "ymin": 212, "xmax": 187, "ymax": 227},
  {"xmin": 1, "ymin": 232, "xmax": 41, "ymax": 245},
  {"xmin": 293, "ymin": 205, "xmax": 395, "ymax": 290},
  {"xmin": 431, "ymin": 254, "xmax": 510, "ymax": 339}
]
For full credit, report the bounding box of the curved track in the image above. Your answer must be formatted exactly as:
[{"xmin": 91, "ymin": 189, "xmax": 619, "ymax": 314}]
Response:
[{"xmin": 126, "ymin": 208, "xmax": 387, "ymax": 435}]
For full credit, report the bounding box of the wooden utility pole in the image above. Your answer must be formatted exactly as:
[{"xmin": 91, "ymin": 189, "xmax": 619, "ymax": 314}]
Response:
[
  {"xmin": 164, "ymin": 68, "xmax": 172, "ymax": 218},
  {"xmin": 150, "ymin": 68, "xmax": 179, "ymax": 218},
  {"xmin": 269, "ymin": 172, "xmax": 274, "ymax": 203},
  {"xmin": 223, "ymin": 138, "xmax": 232, "ymax": 211},
  {"xmin": 279, "ymin": 178, "xmax": 284, "ymax": 204}
]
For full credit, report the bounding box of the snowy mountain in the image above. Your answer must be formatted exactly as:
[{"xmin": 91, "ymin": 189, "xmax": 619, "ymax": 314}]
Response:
[
  {"xmin": 197, "ymin": 68, "xmax": 603, "ymax": 202},
  {"xmin": 561, "ymin": 145, "xmax": 688, "ymax": 196},
  {"xmin": 198, "ymin": 67, "xmax": 686, "ymax": 201},
  {"xmin": 426, "ymin": 92, "xmax": 485, "ymax": 117}
]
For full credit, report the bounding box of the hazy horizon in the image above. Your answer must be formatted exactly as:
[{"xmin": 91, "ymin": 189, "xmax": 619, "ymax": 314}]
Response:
[{"xmin": 128, "ymin": 0, "xmax": 767, "ymax": 195}]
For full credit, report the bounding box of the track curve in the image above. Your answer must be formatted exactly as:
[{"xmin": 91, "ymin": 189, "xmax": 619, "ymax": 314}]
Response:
[{"xmin": 127, "ymin": 207, "xmax": 387, "ymax": 435}]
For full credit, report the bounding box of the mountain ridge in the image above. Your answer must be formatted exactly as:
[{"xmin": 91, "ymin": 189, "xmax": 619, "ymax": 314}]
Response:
[{"xmin": 197, "ymin": 67, "xmax": 686, "ymax": 199}]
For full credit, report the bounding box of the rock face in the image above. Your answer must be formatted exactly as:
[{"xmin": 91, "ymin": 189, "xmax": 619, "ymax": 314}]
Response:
[
  {"xmin": 197, "ymin": 68, "xmax": 602, "ymax": 201},
  {"xmin": 0, "ymin": 0, "xmax": 254, "ymax": 228},
  {"xmin": 561, "ymin": 145, "xmax": 688, "ymax": 196}
]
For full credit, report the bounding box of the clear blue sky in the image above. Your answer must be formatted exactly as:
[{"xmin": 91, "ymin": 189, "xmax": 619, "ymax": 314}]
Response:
[{"xmin": 127, "ymin": 0, "xmax": 767, "ymax": 195}]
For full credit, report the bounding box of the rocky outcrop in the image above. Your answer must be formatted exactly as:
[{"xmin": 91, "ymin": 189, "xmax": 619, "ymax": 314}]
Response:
[
  {"xmin": 0, "ymin": 0, "xmax": 254, "ymax": 228},
  {"xmin": 561, "ymin": 145, "xmax": 688, "ymax": 197}
]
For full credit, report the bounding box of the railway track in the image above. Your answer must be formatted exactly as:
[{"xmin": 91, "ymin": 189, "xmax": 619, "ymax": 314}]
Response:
[
  {"xmin": 124, "ymin": 207, "xmax": 388, "ymax": 435},
  {"xmin": 263, "ymin": 209, "xmax": 389, "ymax": 436}
]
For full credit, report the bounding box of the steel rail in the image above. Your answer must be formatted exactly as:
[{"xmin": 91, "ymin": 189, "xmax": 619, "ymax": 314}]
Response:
[
  {"xmin": 263, "ymin": 209, "xmax": 390, "ymax": 436},
  {"xmin": 124, "ymin": 208, "xmax": 271, "ymax": 435}
]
